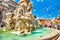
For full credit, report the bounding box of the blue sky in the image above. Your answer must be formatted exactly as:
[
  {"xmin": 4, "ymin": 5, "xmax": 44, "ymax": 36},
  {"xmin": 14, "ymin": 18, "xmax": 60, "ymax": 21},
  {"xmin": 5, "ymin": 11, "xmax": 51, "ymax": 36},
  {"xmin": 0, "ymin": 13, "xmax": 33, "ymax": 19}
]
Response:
[{"xmin": 14, "ymin": 0, "xmax": 60, "ymax": 19}]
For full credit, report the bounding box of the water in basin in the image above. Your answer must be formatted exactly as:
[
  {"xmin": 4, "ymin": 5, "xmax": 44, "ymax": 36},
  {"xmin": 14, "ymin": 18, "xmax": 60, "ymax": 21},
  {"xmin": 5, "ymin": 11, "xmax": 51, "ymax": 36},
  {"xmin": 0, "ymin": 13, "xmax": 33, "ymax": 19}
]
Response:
[{"xmin": 0, "ymin": 28, "xmax": 52, "ymax": 40}]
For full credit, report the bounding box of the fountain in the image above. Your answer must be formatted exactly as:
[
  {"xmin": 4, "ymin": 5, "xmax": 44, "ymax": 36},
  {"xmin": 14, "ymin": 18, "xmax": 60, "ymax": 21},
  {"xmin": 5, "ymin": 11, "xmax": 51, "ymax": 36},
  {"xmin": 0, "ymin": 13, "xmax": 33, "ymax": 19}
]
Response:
[{"xmin": 0, "ymin": 0, "xmax": 59, "ymax": 40}]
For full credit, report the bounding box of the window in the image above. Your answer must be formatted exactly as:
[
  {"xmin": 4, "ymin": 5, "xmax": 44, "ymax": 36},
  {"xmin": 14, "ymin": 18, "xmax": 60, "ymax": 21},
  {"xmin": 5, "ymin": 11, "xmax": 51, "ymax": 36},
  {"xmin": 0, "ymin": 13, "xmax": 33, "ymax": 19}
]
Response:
[
  {"xmin": 0, "ymin": 1, "xmax": 2, "ymax": 3},
  {"xmin": 0, "ymin": 11, "xmax": 1, "ymax": 15},
  {"xmin": 0, "ymin": 11, "xmax": 2, "ymax": 22}
]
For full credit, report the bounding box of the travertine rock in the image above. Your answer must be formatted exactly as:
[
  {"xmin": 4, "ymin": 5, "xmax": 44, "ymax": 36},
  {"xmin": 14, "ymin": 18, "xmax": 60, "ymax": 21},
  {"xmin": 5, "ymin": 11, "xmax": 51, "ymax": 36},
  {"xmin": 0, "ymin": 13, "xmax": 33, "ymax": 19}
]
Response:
[
  {"xmin": 3, "ymin": 0, "xmax": 40, "ymax": 34},
  {"xmin": 3, "ymin": 12, "xmax": 13, "ymax": 29}
]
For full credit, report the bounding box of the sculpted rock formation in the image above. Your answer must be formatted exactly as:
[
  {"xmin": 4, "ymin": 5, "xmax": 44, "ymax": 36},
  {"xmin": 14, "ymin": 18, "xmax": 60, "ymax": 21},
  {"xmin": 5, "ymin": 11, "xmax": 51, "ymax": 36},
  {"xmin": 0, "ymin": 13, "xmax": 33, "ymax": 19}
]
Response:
[{"xmin": 3, "ymin": 0, "xmax": 40, "ymax": 34}]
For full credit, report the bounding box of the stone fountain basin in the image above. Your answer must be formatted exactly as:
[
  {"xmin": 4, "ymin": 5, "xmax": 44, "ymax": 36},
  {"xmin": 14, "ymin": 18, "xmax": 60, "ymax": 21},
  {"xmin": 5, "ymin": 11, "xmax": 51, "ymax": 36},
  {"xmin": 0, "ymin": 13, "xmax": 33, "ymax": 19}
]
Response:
[{"xmin": 0, "ymin": 28, "xmax": 59, "ymax": 40}]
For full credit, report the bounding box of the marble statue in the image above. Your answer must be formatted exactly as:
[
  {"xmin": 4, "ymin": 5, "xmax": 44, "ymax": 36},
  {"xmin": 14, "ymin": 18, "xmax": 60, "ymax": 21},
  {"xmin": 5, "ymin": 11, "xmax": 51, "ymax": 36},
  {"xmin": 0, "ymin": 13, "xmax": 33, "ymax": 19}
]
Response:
[
  {"xmin": 14, "ymin": 0, "xmax": 32, "ymax": 16},
  {"xmin": 3, "ymin": 0, "xmax": 41, "ymax": 35},
  {"xmin": 3, "ymin": 12, "xmax": 13, "ymax": 30}
]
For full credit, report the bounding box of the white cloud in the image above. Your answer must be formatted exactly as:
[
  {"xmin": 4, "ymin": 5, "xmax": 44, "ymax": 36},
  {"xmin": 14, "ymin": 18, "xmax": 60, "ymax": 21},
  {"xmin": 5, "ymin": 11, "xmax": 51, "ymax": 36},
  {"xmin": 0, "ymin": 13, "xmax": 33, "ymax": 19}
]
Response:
[
  {"xmin": 33, "ymin": 9, "xmax": 36, "ymax": 12},
  {"xmin": 49, "ymin": 15, "xmax": 51, "ymax": 17},
  {"xmin": 58, "ymin": 10, "xmax": 60, "ymax": 13},
  {"xmin": 37, "ymin": 0, "xmax": 40, "ymax": 2},
  {"xmin": 40, "ymin": 17, "xmax": 44, "ymax": 19},
  {"xmin": 45, "ymin": 5, "xmax": 54, "ymax": 12},
  {"xmin": 40, "ymin": 0, "xmax": 44, "ymax": 2},
  {"xmin": 37, "ymin": 0, "xmax": 44, "ymax": 2},
  {"xmin": 57, "ymin": 15, "xmax": 60, "ymax": 17},
  {"xmin": 46, "ymin": 8, "xmax": 49, "ymax": 11},
  {"xmin": 31, "ymin": 1, "xmax": 34, "ymax": 3}
]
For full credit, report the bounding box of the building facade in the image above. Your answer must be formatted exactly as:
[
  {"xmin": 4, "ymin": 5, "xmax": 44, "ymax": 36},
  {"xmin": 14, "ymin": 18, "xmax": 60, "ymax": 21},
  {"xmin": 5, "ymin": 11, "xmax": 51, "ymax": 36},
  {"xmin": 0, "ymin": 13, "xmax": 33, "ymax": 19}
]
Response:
[
  {"xmin": 39, "ymin": 19, "xmax": 52, "ymax": 27},
  {"xmin": 53, "ymin": 17, "xmax": 60, "ymax": 25},
  {"xmin": 0, "ymin": 0, "xmax": 18, "ymax": 22}
]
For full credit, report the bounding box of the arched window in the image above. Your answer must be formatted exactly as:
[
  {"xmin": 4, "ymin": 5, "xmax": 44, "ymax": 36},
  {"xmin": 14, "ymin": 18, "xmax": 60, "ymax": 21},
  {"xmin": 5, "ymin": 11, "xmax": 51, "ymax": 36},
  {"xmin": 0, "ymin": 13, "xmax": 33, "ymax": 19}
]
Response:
[
  {"xmin": 0, "ymin": 11, "xmax": 2, "ymax": 22},
  {"xmin": 0, "ymin": 11, "xmax": 1, "ymax": 15}
]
